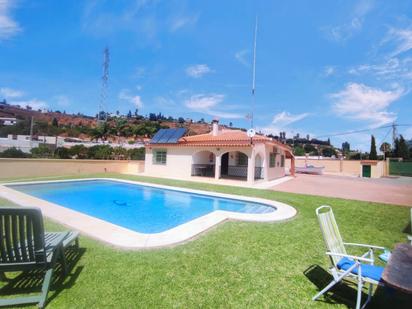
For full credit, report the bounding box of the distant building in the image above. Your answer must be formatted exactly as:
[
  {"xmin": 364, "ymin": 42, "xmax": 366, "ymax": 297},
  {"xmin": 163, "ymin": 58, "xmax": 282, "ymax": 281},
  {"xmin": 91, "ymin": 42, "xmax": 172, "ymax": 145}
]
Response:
[
  {"xmin": 0, "ymin": 134, "xmax": 144, "ymax": 153},
  {"xmin": 0, "ymin": 117, "xmax": 17, "ymax": 126}
]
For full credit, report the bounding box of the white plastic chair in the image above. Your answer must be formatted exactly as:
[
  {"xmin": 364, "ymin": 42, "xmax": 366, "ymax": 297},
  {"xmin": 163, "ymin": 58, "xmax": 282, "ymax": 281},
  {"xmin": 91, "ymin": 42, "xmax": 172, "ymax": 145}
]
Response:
[{"xmin": 313, "ymin": 206, "xmax": 386, "ymax": 309}]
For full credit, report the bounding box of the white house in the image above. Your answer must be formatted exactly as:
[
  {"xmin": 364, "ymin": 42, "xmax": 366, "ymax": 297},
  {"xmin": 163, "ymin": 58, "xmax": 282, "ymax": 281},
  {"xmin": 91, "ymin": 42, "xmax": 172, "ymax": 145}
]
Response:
[
  {"xmin": 0, "ymin": 117, "xmax": 17, "ymax": 126},
  {"xmin": 144, "ymin": 120, "xmax": 295, "ymax": 184}
]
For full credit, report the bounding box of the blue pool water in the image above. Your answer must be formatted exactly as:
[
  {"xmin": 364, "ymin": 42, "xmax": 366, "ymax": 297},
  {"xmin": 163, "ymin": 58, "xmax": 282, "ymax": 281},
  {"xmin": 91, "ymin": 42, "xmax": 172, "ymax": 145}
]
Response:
[{"xmin": 8, "ymin": 180, "xmax": 275, "ymax": 233}]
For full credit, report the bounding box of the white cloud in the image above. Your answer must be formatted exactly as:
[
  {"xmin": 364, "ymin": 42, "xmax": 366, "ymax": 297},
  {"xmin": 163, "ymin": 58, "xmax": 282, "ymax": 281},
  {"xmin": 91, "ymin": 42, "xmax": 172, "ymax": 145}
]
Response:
[
  {"xmin": 82, "ymin": 0, "xmax": 160, "ymax": 45},
  {"xmin": 382, "ymin": 27, "xmax": 412, "ymax": 57},
  {"xmin": 10, "ymin": 99, "xmax": 47, "ymax": 110},
  {"xmin": 1, "ymin": 86, "xmax": 48, "ymax": 110},
  {"xmin": 323, "ymin": 66, "xmax": 336, "ymax": 77},
  {"xmin": 323, "ymin": 0, "xmax": 374, "ymax": 43},
  {"xmin": 154, "ymin": 96, "xmax": 176, "ymax": 109},
  {"xmin": 235, "ymin": 49, "xmax": 250, "ymax": 67},
  {"xmin": 0, "ymin": 0, "xmax": 21, "ymax": 41},
  {"xmin": 54, "ymin": 95, "xmax": 70, "ymax": 107},
  {"xmin": 258, "ymin": 111, "xmax": 310, "ymax": 138},
  {"xmin": 184, "ymin": 94, "xmax": 243, "ymax": 119},
  {"xmin": 185, "ymin": 94, "xmax": 224, "ymax": 110},
  {"xmin": 133, "ymin": 67, "xmax": 145, "ymax": 79},
  {"xmin": 118, "ymin": 89, "xmax": 143, "ymax": 109},
  {"xmin": 329, "ymin": 83, "xmax": 404, "ymax": 127},
  {"xmin": 0, "ymin": 86, "xmax": 23, "ymax": 98},
  {"xmin": 185, "ymin": 64, "xmax": 212, "ymax": 78},
  {"xmin": 170, "ymin": 15, "xmax": 198, "ymax": 32},
  {"xmin": 348, "ymin": 57, "xmax": 412, "ymax": 84},
  {"xmin": 272, "ymin": 111, "xmax": 310, "ymax": 127}
]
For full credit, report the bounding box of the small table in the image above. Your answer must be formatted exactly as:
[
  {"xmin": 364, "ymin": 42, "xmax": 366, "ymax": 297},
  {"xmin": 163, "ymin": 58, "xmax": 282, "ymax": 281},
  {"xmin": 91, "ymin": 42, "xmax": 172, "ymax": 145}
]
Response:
[{"xmin": 382, "ymin": 243, "xmax": 412, "ymax": 294}]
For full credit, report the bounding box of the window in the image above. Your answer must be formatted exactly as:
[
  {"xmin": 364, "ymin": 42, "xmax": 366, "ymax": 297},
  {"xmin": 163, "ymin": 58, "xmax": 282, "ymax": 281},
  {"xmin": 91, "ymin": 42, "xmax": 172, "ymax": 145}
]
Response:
[
  {"xmin": 280, "ymin": 155, "xmax": 285, "ymax": 167},
  {"xmin": 236, "ymin": 152, "xmax": 248, "ymax": 166},
  {"xmin": 153, "ymin": 149, "xmax": 167, "ymax": 165},
  {"xmin": 269, "ymin": 153, "xmax": 276, "ymax": 167}
]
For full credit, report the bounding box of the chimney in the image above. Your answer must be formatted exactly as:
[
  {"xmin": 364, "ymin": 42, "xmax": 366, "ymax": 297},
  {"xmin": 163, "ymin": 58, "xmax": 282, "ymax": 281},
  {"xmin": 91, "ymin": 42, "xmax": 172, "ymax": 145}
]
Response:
[{"xmin": 212, "ymin": 119, "xmax": 219, "ymax": 136}]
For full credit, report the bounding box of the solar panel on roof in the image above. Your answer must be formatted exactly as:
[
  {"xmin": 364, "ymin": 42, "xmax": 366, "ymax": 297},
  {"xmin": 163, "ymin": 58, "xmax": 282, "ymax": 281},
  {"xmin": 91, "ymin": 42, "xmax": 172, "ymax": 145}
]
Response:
[
  {"xmin": 150, "ymin": 129, "xmax": 167, "ymax": 144},
  {"xmin": 166, "ymin": 128, "xmax": 186, "ymax": 143},
  {"xmin": 150, "ymin": 128, "xmax": 186, "ymax": 144},
  {"xmin": 157, "ymin": 129, "xmax": 174, "ymax": 143}
]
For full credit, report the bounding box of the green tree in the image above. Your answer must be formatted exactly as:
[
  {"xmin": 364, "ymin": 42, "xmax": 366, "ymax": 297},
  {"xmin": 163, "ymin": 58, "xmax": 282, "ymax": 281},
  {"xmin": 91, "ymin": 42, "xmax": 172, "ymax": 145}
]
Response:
[
  {"xmin": 398, "ymin": 135, "xmax": 410, "ymax": 159},
  {"xmin": 303, "ymin": 143, "xmax": 316, "ymax": 153},
  {"xmin": 380, "ymin": 142, "xmax": 391, "ymax": 157},
  {"xmin": 321, "ymin": 147, "xmax": 336, "ymax": 157},
  {"xmin": 293, "ymin": 146, "xmax": 305, "ymax": 156},
  {"xmin": 393, "ymin": 137, "xmax": 400, "ymax": 157},
  {"xmin": 369, "ymin": 135, "xmax": 377, "ymax": 160},
  {"xmin": 52, "ymin": 117, "xmax": 59, "ymax": 127},
  {"xmin": 90, "ymin": 122, "xmax": 110, "ymax": 141}
]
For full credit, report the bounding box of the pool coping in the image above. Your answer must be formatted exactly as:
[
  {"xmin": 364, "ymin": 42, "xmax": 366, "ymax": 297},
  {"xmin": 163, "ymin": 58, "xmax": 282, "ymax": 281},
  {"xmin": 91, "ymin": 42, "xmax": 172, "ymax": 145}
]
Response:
[{"xmin": 0, "ymin": 178, "xmax": 297, "ymax": 249}]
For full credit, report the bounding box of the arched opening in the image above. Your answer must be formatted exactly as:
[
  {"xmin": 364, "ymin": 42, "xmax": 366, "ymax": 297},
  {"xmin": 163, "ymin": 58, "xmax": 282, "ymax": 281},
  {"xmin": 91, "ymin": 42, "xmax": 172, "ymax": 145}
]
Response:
[
  {"xmin": 255, "ymin": 153, "xmax": 263, "ymax": 179},
  {"xmin": 220, "ymin": 151, "xmax": 249, "ymax": 180},
  {"xmin": 191, "ymin": 151, "xmax": 216, "ymax": 177}
]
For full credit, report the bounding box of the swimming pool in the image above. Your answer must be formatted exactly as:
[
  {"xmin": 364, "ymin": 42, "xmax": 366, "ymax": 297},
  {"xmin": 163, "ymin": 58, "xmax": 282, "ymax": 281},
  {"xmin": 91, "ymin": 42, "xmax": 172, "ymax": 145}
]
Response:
[
  {"xmin": 0, "ymin": 178, "xmax": 297, "ymax": 248},
  {"xmin": 8, "ymin": 180, "xmax": 274, "ymax": 233}
]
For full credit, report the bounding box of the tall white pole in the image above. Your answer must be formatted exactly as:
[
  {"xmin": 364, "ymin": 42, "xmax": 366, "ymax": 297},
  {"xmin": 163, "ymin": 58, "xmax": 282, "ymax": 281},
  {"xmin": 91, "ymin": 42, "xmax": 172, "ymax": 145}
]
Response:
[{"xmin": 251, "ymin": 16, "xmax": 258, "ymax": 129}]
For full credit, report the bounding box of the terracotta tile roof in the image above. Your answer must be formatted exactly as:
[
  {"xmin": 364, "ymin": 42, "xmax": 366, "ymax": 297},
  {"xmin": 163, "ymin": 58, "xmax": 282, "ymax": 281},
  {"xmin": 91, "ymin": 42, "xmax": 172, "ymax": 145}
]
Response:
[
  {"xmin": 146, "ymin": 129, "xmax": 292, "ymax": 153},
  {"xmin": 181, "ymin": 129, "xmax": 271, "ymax": 143}
]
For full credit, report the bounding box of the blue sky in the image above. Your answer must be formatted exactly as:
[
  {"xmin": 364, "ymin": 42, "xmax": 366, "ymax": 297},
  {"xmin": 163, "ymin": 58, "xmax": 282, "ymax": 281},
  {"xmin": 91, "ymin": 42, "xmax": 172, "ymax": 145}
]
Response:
[{"xmin": 1, "ymin": 0, "xmax": 412, "ymax": 150}]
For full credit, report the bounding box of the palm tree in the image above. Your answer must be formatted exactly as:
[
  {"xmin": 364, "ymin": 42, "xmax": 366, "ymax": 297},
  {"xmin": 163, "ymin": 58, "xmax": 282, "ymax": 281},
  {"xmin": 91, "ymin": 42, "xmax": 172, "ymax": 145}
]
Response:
[{"xmin": 91, "ymin": 122, "xmax": 110, "ymax": 141}]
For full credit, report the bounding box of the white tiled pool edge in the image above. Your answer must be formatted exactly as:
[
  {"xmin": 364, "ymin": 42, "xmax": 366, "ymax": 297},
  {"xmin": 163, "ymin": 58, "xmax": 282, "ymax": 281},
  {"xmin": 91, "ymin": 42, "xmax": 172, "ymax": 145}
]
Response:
[{"xmin": 0, "ymin": 178, "xmax": 297, "ymax": 249}]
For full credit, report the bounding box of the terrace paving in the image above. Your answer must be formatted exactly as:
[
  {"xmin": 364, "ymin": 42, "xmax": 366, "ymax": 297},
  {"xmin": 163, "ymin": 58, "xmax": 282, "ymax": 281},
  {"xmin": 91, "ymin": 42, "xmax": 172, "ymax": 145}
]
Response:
[{"xmin": 271, "ymin": 174, "xmax": 412, "ymax": 206}]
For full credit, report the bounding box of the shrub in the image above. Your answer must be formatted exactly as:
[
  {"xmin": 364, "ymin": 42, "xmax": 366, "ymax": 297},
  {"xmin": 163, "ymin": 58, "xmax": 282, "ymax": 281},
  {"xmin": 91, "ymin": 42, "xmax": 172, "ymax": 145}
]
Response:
[
  {"xmin": 69, "ymin": 144, "xmax": 89, "ymax": 159},
  {"xmin": 87, "ymin": 145, "xmax": 113, "ymax": 160},
  {"xmin": 128, "ymin": 147, "xmax": 145, "ymax": 160},
  {"xmin": 54, "ymin": 147, "xmax": 71, "ymax": 159},
  {"xmin": 0, "ymin": 147, "xmax": 30, "ymax": 158},
  {"xmin": 31, "ymin": 144, "xmax": 53, "ymax": 158},
  {"xmin": 112, "ymin": 146, "xmax": 128, "ymax": 160}
]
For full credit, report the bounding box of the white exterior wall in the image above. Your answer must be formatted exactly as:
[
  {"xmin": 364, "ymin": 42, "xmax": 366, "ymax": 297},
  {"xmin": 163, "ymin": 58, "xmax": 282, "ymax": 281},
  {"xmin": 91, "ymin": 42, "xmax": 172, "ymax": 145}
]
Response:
[
  {"xmin": 145, "ymin": 146, "xmax": 253, "ymax": 180},
  {"xmin": 145, "ymin": 147, "xmax": 194, "ymax": 179},
  {"xmin": 145, "ymin": 144, "xmax": 288, "ymax": 182},
  {"xmin": 263, "ymin": 144, "xmax": 287, "ymax": 179}
]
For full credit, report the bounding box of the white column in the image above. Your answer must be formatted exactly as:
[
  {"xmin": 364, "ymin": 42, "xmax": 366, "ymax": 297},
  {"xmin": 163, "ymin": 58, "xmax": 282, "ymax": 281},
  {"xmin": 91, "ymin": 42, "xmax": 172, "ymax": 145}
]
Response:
[
  {"xmin": 247, "ymin": 151, "xmax": 255, "ymax": 184},
  {"xmin": 215, "ymin": 154, "xmax": 221, "ymax": 180},
  {"xmin": 263, "ymin": 152, "xmax": 269, "ymax": 181}
]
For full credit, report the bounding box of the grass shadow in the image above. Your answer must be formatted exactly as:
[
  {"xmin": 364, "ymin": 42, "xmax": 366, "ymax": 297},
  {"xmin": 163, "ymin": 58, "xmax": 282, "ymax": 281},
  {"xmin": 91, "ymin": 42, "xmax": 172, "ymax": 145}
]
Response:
[
  {"xmin": 304, "ymin": 264, "xmax": 412, "ymax": 308},
  {"xmin": 0, "ymin": 247, "xmax": 85, "ymax": 307},
  {"xmin": 303, "ymin": 264, "xmax": 364, "ymax": 308},
  {"xmin": 402, "ymin": 221, "xmax": 411, "ymax": 234}
]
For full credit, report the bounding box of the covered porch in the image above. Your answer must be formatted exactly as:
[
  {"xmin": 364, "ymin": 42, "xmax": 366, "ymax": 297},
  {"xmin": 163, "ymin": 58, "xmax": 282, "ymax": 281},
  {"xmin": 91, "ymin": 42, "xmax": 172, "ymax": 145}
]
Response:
[{"xmin": 191, "ymin": 149, "xmax": 264, "ymax": 183}]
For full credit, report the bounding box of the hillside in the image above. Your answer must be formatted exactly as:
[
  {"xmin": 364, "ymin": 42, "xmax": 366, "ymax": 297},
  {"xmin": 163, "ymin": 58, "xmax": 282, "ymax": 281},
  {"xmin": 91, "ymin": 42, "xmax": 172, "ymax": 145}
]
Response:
[{"xmin": 0, "ymin": 102, "xmax": 218, "ymax": 139}]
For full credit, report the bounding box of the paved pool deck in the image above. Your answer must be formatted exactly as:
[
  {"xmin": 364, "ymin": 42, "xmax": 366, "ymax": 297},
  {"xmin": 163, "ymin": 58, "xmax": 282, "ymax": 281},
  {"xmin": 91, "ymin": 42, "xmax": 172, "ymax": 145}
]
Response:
[{"xmin": 271, "ymin": 174, "xmax": 412, "ymax": 206}]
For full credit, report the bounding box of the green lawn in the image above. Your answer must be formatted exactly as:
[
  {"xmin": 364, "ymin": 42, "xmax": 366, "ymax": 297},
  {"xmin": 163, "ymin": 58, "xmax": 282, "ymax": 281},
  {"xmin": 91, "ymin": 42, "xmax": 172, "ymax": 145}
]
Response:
[{"xmin": 1, "ymin": 173, "xmax": 411, "ymax": 308}]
